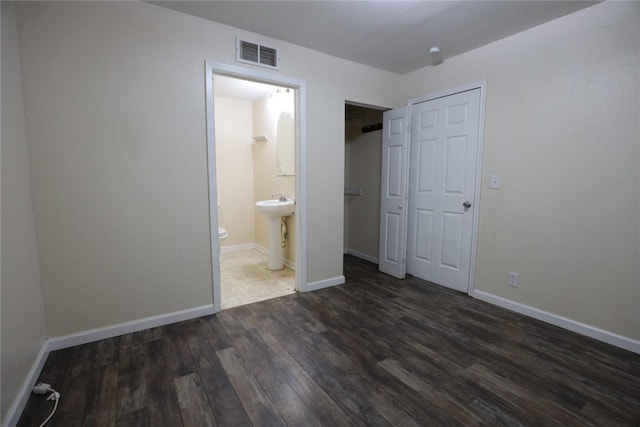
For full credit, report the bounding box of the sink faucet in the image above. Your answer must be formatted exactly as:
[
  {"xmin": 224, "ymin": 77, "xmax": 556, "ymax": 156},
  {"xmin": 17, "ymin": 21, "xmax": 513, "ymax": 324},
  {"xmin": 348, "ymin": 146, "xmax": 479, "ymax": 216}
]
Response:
[{"xmin": 273, "ymin": 193, "xmax": 287, "ymax": 202}]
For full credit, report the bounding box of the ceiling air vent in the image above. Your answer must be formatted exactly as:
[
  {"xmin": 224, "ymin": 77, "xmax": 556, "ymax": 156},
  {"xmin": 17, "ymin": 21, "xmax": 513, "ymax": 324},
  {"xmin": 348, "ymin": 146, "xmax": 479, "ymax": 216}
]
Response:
[{"xmin": 236, "ymin": 39, "xmax": 279, "ymax": 69}]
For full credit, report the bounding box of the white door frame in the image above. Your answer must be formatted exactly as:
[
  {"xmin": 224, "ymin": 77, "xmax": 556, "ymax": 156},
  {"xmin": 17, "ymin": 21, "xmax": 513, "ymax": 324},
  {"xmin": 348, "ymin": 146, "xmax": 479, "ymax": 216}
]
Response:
[
  {"xmin": 204, "ymin": 61, "xmax": 308, "ymax": 312},
  {"xmin": 407, "ymin": 81, "xmax": 486, "ymax": 295}
]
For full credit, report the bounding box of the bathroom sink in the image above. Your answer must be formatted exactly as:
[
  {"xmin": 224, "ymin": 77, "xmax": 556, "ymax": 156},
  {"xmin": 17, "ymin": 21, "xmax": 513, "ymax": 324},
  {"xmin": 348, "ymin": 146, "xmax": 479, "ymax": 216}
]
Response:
[
  {"xmin": 256, "ymin": 199, "xmax": 295, "ymax": 270},
  {"xmin": 255, "ymin": 199, "xmax": 296, "ymax": 218}
]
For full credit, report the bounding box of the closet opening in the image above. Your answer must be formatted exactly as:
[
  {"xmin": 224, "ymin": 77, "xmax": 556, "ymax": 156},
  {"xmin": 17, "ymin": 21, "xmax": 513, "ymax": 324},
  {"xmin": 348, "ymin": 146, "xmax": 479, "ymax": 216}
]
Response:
[{"xmin": 343, "ymin": 102, "xmax": 388, "ymax": 267}]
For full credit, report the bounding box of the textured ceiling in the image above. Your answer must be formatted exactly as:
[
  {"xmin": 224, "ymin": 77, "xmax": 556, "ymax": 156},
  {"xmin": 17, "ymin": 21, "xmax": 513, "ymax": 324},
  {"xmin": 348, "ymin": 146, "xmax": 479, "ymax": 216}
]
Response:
[{"xmin": 151, "ymin": 1, "xmax": 598, "ymax": 75}]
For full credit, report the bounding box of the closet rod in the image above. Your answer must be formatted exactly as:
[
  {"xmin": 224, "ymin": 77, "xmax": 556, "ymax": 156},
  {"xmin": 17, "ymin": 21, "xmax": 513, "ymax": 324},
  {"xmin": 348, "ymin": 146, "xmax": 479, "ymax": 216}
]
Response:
[{"xmin": 344, "ymin": 187, "xmax": 364, "ymax": 196}]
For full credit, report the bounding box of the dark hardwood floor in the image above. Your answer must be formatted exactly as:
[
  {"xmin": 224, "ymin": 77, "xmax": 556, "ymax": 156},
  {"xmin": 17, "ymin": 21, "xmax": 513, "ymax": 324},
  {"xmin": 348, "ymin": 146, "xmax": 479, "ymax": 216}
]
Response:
[{"xmin": 18, "ymin": 255, "xmax": 640, "ymax": 426}]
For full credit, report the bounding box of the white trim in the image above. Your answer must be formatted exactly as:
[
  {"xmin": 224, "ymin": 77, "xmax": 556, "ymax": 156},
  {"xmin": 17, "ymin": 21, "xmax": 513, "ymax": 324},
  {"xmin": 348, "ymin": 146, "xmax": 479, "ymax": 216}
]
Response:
[
  {"xmin": 204, "ymin": 61, "xmax": 221, "ymax": 313},
  {"xmin": 253, "ymin": 244, "xmax": 296, "ymax": 270},
  {"xmin": 221, "ymin": 243, "xmax": 257, "ymax": 253},
  {"xmin": 468, "ymin": 82, "xmax": 486, "ymax": 297},
  {"xmin": 246, "ymin": 243, "xmax": 296, "ymax": 270},
  {"xmin": 302, "ymin": 275, "xmax": 345, "ymax": 292},
  {"xmin": 253, "ymin": 243, "xmax": 297, "ymax": 270},
  {"xmin": 2, "ymin": 342, "xmax": 50, "ymax": 427},
  {"xmin": 47, "ymin": 305, "xmax": 215, "ymax": 351},
  {"xmin": 471, "ymin": 290, "xmax": 640, "ymax": 354},
  {"xmin": 219, "ymin": 243, "xmax": 296, "ymax": 270},
  {"xmin": 253, "ymin": 243, "xmax": 269, "ymax": 255},
  {"xmin": 205, "ymin": 61, "xmax": 307, "ymax": 310},
  {"xmin": 408, "ymin": 81, "xmax": 486, "ymax": 105},
  {"xmin": 282, "ymin": 257, "xmax": 295, "ymax": 271},
  {"xmin": 346, "ymin": 249, "xmax": 379, "ymax": 264},
  {"xmin": 408, "ymin": 81, "xmax": 486, "ymax": 296}
]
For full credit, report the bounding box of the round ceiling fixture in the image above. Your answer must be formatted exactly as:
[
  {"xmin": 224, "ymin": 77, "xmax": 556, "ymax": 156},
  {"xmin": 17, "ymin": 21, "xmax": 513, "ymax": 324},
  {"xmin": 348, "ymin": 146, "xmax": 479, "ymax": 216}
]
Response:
[{"xmin": 429, "ymin": 47, "xmax": 441, "ymax": 54}]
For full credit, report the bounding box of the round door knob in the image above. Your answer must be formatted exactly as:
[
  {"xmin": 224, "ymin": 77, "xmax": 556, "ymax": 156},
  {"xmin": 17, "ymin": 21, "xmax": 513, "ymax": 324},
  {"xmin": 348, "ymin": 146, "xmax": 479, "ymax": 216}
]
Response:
[
  {"xmin": 463, "ymin": 201, "xmax": 472, "ymax": 209},
  {"xmin": 398, "ymin": 204, "xmax": 403, "ymax": 210}
]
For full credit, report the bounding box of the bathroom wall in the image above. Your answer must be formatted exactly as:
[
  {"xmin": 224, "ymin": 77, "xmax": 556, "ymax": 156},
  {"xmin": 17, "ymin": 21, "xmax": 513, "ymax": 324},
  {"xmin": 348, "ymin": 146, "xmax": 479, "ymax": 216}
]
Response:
[
  {"xmin": 344, "ymin": 109, "xmax": 384, "ymax": 261},
  {"xmin": 215, "ymin": 93, "xmax": 295, "ymax": 262},
  {"xmin": 401, "ymin": 1, "xmax": 640, "ymax": 341},
  {"xmin": 214, "ymin": 96, "xmax": 255, "ymax": 247},
  {"xmin": 252, "ymin": 97, "xmax": 297, "ymax": 264},
  {"xmin": 1, "ymin": 2, "xmax": 48, "ymax": 419}
]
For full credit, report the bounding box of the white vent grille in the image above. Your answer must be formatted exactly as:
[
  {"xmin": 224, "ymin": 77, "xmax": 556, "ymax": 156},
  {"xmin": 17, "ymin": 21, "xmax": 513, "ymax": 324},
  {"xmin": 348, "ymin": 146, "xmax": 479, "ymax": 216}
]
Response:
[{"xmin": 236, "ymin": 39, "xmax": 279, "ymax": 69}]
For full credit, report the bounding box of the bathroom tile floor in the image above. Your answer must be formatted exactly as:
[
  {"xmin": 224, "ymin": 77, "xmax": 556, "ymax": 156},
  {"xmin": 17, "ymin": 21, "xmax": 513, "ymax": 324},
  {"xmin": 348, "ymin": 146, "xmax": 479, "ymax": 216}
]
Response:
[{"xmin": 220, "ymin": 248, "xmax": 295, "ymax": 309}]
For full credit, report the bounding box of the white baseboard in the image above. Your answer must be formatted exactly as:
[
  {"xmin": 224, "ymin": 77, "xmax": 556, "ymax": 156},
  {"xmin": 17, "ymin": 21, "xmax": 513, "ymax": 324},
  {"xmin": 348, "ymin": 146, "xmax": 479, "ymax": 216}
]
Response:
[
  {"xmin": 2, "ymin": 342, "xmax": 50, "ymax": 427},
  {"xmin": 471, "ymin": 290, "xmax": 640, "ymax": 354},
  {"xmin": 254, "ymin": 243, "xmax": 268, "ymax": 255},
  {"xmin": 253, "ymin": 243, "xmax": 295, "ymax": 271},
  {"xmin": 345, "ymin": 249, "xmax": 379, "ymax": 264},
  {"xmin": 221, "ymin": 243, "xmax": 256, "ymax": 253},
  {"xmin": 48, "ymin": 304, "xmax": 215, "ymax": 351},
  {"xmin": 282, "ymin": 258, "xmax": 295, "ymax": 270},
  {"xmin": 302, "ymin": 275, "xmax": 345, "ymax": 292}
]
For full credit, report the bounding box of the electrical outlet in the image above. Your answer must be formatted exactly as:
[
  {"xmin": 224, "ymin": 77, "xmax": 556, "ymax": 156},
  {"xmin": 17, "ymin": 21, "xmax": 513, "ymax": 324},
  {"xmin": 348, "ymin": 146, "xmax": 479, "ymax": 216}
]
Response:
[{"xmin": 508, "ymin": 272, "xmax": 519, "ymax": 287}]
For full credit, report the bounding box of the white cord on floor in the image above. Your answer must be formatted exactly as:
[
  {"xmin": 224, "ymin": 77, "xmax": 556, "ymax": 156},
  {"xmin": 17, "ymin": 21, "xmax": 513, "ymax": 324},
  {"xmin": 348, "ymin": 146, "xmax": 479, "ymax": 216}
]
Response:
[{"xmin": 39, "ymin": 389, "xmax": 60, "ymax": 427}]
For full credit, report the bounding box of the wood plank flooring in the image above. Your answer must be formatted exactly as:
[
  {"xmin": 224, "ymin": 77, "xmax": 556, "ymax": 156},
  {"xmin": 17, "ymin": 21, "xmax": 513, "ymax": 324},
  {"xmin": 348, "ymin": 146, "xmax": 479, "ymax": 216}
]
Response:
[{"xmin": 18, "ymin": 255, "xmax": 640, "ymax": 426}]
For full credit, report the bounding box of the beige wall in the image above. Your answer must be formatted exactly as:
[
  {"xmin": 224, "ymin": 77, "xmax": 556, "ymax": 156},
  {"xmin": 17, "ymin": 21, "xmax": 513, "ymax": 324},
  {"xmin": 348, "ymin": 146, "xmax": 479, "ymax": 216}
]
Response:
[
  {"xmin": 344, "ymin": 110, "xmax": 384, "ymax": 260},
  {"xmin": 1, "ymin": 2, "xmax": 48, "ymax": 419},
  {"xmin": 214, "ymin": 97, "xmax": 255, "ymax": 246},
  {"xmin": 15, "ymin": 1, "xmax": 399, "ymax": 336},
  {"xmin": 252, "ymin": 97, "xmax": 297, "ymax": 263},
  {"xmin": 252, "ymin": 97, "xmax": 274, "ymax": 251},
  {"xmin": 401, "ymin": 2, "xmax": 640, "ymax": 340}
]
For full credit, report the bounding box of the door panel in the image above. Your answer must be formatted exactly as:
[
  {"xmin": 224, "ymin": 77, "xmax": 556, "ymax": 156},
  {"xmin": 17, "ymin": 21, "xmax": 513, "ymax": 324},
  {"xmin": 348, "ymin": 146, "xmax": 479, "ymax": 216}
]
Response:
[
  {"xmin": 414, "ymin": 209, "xmax": 433, "ymax": 261},
  {"xmin": 444, "ymin": 136, "xmax": 468, "ymax": 194},
  {"xmin": 417, "ymin": 139, "xmax": 437, "ymax": 192},
  {"xmin": 447, "ymin": 102, "xmax": 469, "ymax": 124},
  {"xmin": 386, "ymin": 145, "xmax": 403, "ymax": 197},
  {"xmin": 379, "ymin": 107, "xmax": 408, "ymax": 279},
  {"xmin": 383, "ymin": 212, "xmax": 402, "ymax": 263},
  {"xmin": 441, "ymin": 211, "xmax": 464, "ymax": 269},
  {"xmin": 406, "ymin": 88, "xmax": 481, "ymax": 291}
]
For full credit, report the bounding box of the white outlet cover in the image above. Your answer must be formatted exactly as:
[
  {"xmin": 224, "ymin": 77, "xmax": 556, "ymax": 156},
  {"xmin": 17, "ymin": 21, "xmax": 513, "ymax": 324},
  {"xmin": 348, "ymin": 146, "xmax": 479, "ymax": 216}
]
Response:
[{"xmin": 508, "ymin": 272, "xmax": 519, "ymax": 287}]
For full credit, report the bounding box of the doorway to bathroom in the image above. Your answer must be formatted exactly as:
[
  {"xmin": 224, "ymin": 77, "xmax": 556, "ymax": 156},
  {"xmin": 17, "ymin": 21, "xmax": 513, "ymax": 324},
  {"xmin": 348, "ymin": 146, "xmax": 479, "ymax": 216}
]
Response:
[{"xmin": 205, "ymin": 62, "xmax": 307, "ymax": 312}]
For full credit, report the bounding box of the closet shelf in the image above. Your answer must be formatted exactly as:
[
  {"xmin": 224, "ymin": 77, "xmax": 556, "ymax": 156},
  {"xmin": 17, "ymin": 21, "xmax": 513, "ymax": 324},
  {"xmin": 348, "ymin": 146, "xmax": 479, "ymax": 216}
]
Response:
[{"xmin": 344, "ymin": 187, "xmax": 364, "ymax": 196}]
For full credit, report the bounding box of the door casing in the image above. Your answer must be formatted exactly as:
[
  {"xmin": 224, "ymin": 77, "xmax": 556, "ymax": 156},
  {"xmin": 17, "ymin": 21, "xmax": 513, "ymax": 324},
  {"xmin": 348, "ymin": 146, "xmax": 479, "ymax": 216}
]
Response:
[{"xmin": 204, "ymin": 61, "xmax": 308, "ymax": 312}]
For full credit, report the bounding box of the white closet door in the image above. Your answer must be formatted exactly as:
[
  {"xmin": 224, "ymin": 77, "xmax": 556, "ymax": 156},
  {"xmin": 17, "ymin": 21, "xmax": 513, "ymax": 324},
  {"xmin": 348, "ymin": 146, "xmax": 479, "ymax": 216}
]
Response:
[
  {"xmin": 378, "ymin": 107, "xmax": 409, "ymax": 279},
  {"xmin": 406, "ymin": 88, "xmax": 481, "ymax": 292}
]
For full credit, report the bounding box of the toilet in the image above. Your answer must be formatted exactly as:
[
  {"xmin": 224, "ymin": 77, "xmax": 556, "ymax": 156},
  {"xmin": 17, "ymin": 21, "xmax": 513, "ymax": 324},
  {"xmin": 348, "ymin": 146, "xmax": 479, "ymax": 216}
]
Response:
[{"xmin": 218, "ymin": 227, "xmax": 228, "ymax": 241}]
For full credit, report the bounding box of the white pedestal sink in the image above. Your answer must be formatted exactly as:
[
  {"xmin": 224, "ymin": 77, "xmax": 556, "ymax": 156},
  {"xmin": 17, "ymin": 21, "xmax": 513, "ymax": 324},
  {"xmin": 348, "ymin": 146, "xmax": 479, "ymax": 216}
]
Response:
[{"xmin": 255, "ymin": 199, "xmax": 296, "ymax": 270}]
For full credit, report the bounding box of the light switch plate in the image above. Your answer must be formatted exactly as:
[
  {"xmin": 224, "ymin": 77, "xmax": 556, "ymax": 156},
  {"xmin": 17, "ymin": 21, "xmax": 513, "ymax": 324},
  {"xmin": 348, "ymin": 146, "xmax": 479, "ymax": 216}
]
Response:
[
  {"xmin": 508, "ymin": 272, "xmax": 519, "ymax": 287},
  {"xmin": 490, "ymin": 174, "xmax": 501, "ymax": 189}
]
